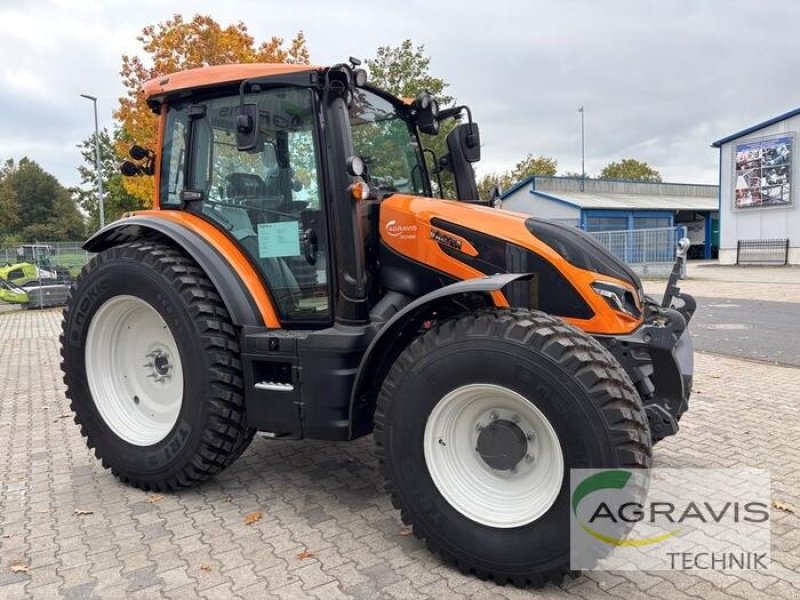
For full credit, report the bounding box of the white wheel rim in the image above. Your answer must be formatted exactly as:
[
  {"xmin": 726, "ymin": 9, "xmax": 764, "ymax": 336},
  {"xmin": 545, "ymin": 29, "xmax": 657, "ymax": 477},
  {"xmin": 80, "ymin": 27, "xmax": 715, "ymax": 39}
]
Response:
[
  {"xmin": 85, "ymin": 295, "xmax": 184, "ymax": 446},
  {"xmin": 424, "ymin": 383, "xmax": 564, "ymax": 528}
]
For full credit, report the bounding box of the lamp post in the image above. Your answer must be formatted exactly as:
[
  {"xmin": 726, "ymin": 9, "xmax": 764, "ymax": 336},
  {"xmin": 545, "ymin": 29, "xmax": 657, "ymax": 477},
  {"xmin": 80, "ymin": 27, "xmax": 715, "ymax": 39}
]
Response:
[
  {"xmin": 578, "ymin": 106, "xmax": 585, "ymax": 192},
  {"xmin": 80, "ymin": 94, "xmax": 105, "ymax": 229}
]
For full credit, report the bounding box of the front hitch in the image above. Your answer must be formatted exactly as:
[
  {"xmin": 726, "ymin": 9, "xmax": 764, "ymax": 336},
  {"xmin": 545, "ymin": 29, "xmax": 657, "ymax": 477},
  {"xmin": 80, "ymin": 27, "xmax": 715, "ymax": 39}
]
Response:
[
  {"xmin": 596, "ymin": 239, "xmax": 698, "ymax": 442},
  {"xmin": 661, "ymin": 237, "xmax": 696, "ymax": 323}
]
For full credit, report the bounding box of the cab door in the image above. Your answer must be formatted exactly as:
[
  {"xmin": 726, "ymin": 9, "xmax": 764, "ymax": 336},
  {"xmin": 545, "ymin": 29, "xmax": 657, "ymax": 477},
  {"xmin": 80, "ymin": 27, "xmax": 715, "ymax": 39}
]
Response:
[{"xmin": 161, "ymin": 86, "xmax": 332, "ymax": 327}]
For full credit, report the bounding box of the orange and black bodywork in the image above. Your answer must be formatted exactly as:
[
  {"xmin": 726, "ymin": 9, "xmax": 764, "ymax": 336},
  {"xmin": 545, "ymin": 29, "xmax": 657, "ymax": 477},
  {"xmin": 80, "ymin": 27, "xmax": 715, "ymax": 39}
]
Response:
[{"xmin": 87, "ymin": 62, "xmax": 693, "ymax": 443}]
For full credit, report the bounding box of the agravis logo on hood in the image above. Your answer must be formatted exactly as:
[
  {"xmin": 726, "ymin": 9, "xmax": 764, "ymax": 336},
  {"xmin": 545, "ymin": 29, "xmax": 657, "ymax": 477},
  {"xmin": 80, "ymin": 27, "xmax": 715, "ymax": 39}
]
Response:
[{"xmin": 385, "ymin": 219, "xmax": 418, "ymax": 240}]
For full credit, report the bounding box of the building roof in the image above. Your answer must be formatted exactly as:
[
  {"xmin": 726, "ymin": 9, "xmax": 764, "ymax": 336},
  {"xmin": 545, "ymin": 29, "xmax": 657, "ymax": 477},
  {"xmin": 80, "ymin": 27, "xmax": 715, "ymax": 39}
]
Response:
[
  {"xmin": 143, "ymin": 63, "xmax": 319, "ymax": 99},
  {"xmin": 530, "ymin": 190, "xmax": 718, "ymax": 211},
  {"xmin": 503, "ymin": 176, "xmax": 719, "ymax": 212},
  {"xmin": 711, "ymin": 106, "xmax": 800, "ymax": 147}
]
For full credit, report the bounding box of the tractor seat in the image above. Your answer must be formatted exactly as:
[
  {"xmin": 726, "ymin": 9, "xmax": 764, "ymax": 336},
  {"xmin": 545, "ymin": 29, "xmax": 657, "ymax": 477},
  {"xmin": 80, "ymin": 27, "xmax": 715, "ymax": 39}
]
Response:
[{"xmin": 226, "ymin": 173, "xmax": 267, "ymax": 199}]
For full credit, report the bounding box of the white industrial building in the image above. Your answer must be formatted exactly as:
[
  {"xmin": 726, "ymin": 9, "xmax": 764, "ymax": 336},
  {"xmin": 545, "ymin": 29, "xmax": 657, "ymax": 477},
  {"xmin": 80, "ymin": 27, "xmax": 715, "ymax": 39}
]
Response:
[{"xmin": 712, "ymin": 108, "xmax": 799, "ymax": 265}]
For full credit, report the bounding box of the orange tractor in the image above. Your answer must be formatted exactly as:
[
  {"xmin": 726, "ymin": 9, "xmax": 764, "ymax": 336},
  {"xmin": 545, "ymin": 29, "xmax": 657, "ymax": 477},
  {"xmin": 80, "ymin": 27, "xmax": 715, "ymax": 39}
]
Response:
[{"xmin": 61, "ymin": 59, "xmax": 694, "ymax": 586}]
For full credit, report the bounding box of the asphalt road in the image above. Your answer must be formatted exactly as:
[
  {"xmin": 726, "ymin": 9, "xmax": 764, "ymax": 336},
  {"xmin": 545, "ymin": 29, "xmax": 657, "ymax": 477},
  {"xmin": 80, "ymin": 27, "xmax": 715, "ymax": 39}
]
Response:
[{"xmin": 689, "ymin": 296, "xmax": 800, "ymax": 366}]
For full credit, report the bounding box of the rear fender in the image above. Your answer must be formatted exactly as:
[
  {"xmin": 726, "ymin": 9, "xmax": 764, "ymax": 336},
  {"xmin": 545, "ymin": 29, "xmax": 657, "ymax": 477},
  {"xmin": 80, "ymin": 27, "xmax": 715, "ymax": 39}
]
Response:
[
  {"xmin": 84, "ymin": 216, "xmax": 265, "ymax": 327},
  {"xmin": 349, "ymin": 272, "xmax": 531, "ymax": 438}
]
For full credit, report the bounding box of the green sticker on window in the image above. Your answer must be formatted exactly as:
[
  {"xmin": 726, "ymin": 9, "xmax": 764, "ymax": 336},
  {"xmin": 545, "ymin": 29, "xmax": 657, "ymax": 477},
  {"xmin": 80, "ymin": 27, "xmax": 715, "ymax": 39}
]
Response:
[{"xmin": 257, "ymin": 221, "xmax": 300, "ymax": 258}]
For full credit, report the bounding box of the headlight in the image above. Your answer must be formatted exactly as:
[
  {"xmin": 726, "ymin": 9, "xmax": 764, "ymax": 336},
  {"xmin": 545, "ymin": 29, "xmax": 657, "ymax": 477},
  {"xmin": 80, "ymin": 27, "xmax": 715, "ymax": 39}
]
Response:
[{"xmin": 591, "ymin": 281, "xmax": 642, "ymax": 318}]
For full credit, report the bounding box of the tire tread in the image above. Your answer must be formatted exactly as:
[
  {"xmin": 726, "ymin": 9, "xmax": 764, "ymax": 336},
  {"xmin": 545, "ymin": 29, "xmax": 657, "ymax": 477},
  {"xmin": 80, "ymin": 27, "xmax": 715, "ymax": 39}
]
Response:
[{"xmin": 60, "ymin": 240, "xmax": 255, "ymax": 492}]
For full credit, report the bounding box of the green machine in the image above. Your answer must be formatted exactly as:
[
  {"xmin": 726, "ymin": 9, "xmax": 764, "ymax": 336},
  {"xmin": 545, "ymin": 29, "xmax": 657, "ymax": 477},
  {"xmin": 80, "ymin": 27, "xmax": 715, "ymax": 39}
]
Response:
[
  {"xmin": 0, "ymin": 245, "xmax": 72, "ymax": 307},
  {"xmin": 0, "ymin": 278, "xmax": 29, "ymax": 304}
]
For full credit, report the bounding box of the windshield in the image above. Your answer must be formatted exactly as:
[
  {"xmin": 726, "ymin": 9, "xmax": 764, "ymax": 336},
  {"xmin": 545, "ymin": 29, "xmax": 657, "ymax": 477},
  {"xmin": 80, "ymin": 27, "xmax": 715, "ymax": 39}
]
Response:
[{"xmin": 349, "ymin": 89, "xmax": 429, "ymax": 196}]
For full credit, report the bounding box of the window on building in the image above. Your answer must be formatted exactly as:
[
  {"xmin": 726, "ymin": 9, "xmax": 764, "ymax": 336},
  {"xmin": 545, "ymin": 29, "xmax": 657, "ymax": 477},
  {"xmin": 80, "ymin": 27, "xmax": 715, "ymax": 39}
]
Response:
[
  {"xmin": 585, "ymin": 216, "xmax": 628, "ymax": 232},
  {"xmin": 633, "ymin": 216, "xmax": 672, "ymax": 230}
]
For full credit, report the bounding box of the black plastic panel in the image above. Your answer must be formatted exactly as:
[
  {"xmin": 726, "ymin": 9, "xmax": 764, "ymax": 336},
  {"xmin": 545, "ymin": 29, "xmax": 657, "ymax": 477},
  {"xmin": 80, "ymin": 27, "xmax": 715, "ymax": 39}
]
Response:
[
  {"xmin": 240, "ymin": 324, "xmax": 373, "ymax": 441},
  {"xmin": 430, "ymin": 219, "xmax": 594, "ymax": 320},
  {"xmin": 379, "ymin": 241, "xmax": 457, "ymax": 297}
]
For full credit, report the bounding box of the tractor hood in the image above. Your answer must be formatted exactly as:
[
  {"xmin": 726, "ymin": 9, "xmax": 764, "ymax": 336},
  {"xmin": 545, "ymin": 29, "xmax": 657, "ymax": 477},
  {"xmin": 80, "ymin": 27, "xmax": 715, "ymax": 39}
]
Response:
[{"xmin": 378, "ymin": 194, "xmax": 644, "ymax": 334}]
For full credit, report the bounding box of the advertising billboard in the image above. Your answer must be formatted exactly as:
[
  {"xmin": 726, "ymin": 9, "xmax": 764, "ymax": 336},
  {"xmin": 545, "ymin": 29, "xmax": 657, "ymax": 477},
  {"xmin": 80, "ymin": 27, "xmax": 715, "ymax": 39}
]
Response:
[{"xmin": 734, "ymin": 135, "xmax": 792, "ymax": 209}]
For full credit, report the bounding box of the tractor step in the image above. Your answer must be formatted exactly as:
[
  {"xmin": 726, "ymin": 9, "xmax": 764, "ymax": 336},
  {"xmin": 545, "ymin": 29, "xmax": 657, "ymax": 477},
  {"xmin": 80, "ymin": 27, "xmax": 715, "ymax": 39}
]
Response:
[{"xmin": 254, "ymin": 381, "xmax": 295, "ymax": 392}]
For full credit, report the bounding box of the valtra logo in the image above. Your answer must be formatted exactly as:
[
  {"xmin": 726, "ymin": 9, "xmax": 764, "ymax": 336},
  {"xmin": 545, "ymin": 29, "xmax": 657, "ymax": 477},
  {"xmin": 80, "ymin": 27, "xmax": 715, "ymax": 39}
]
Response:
[{"xmin": 385, "ymin": 219, "xmax": 418, "ymax": 240}]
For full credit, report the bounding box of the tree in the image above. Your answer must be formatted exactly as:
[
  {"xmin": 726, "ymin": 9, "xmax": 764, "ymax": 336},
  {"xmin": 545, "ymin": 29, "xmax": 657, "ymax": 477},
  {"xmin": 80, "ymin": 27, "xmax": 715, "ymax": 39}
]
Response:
[
  {"xmin": 510, "ymin": 154, "xmax": 557, "ymax": 180},
  {"xmin": 116, "ymin": 14, "xmax": 310, "ymax": 204},
  {"xmin": 599, "ymin": 159, "xmax": 662, "ymax": 182},
  {"xmin": 75, "ymin": 129, "xmax": 145, "ymax": 232},
  {"xmin": 2, "ymin": 158, "xmax": 84, "ymax": 241},
  {"xmin": 366, "ymin": 40, "xmax": 452, "ymax": 104},
  {"xmin": 0, "ymin": 159, "xmax": 20, "ymax": 243},
  {"xmin": 476, "ymin": 172, "xmax": 507, "ymax": 201},
  {"xmin": 476, "ymin": 154, "xmax": 558, "ymax": 199},
  {"xmin": 365, "ymin": 40, "xmax": 458, "ymax": 198}
]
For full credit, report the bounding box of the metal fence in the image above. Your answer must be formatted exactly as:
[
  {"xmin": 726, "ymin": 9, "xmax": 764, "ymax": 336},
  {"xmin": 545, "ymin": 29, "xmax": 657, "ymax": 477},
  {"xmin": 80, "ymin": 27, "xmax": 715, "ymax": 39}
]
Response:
[
  {"xmin": 588, "ymin": 226, "xmax": 686, "ymax": 278},
  {"xmin": 736, "ymin": 238, "xmax": 789, "ymax": 265},
  {"xmin": 1, "ymin": 242, "xmax": 93, "ymax": 309},
  {"xmin": 1, "ymin": 242, "xmax": 93, "ymax": 274}
]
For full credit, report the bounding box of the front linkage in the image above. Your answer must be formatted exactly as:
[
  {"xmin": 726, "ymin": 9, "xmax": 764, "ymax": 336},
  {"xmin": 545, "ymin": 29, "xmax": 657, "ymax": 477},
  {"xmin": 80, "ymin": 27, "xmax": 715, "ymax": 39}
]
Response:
[{"xmin": 597, "ymin": 239, "xmax": 695, "ymax": 442}]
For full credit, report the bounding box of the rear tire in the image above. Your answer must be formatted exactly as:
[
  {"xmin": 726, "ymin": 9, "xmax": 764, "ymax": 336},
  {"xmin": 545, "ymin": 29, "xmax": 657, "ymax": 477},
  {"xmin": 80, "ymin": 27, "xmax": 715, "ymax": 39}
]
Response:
[
  {"xmin": 60, "ymin": 241, "xmax": 255, "ymax": 491},
  {"xmin": 374, "ymin": 309, "xmax": 651, "ymax": 587}
]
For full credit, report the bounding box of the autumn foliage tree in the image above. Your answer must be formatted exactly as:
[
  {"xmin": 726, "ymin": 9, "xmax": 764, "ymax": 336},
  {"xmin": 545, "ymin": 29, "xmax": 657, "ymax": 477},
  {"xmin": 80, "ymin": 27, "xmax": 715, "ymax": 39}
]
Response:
[{"xmin": 115, "ymin": 14, "xmax": 310, "ymax": 204}]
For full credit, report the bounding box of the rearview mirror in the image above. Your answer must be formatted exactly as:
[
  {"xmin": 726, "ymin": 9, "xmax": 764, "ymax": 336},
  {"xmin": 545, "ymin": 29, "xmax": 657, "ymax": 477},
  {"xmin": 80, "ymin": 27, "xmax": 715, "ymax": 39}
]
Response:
[
  {"xmin": 235, "ymin": 103, "xmax": 259, "ymax": 151},
  {"xmin": 457, "ymin": 122, "xmax": 481, "ymax": 163}
]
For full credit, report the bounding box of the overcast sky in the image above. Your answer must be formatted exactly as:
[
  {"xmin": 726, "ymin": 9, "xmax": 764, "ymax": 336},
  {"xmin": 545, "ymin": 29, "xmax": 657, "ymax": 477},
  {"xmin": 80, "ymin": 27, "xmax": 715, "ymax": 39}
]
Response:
[{"xmin": 1, "ymin": 0, "xmax": 798, "ymax": 190}]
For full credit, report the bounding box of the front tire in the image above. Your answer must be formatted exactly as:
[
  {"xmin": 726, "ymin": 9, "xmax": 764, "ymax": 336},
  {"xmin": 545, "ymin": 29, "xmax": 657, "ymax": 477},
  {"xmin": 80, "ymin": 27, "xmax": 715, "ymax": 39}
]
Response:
[
  {"xmin": 374, "ymin": 309, "xmax": 651, "ymax": 587},
  {"xmin": 60, "ymin": 241, "xmax": 255, "ymax": 491}
]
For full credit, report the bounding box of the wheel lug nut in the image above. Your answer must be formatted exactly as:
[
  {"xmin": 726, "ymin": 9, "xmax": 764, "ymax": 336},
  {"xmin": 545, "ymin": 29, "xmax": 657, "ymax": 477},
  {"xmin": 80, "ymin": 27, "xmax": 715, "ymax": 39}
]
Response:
[
  {"xmin": 526, "ymin": 432, "xmax": 535, "ymax": 441},
  {"xmin": 511, "ymin": 414, "xmax": 520, "ymax": 423},
  {"xmin": 490, "ymin": 411, "xmax": 499, "ymax": 420},
  {"xmin": 525, "ymin": 454, "xmax": 534, "ymax": 463}
]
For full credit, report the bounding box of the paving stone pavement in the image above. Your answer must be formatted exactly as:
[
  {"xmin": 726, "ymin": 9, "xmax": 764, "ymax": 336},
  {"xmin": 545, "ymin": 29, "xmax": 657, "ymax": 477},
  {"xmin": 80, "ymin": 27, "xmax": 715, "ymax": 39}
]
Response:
[{"xmin": 1, "ymin": 308, "xmax": 798, "ymax": 599}]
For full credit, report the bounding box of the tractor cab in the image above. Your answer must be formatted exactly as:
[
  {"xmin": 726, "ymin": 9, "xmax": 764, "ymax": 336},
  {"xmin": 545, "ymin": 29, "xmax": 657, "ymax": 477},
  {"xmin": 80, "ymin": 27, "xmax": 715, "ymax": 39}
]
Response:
[
  {"xmin": 124, "ymin": 61, "xmax": 484, "ymax": 329},
  {"xmin": 18, "ymin": 244, "xmax": 55, "ymax": 270}
]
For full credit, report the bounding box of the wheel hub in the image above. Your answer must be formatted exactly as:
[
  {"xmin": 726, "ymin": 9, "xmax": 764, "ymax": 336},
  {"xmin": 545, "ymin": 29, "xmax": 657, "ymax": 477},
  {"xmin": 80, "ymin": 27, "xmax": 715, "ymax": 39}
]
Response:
[
  {"xmin": 147, "ymin": 349, "xmax": 173, "ymax": 381},
  {"xmin": 476, "ymin": 419, "xmax": 528, "ymax": 471},
  {"xmin": 424, "ymin": 383, "xmax": 564, "ymax": 528}
]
